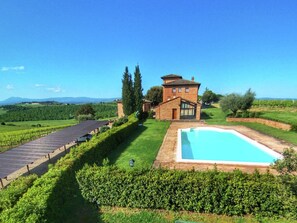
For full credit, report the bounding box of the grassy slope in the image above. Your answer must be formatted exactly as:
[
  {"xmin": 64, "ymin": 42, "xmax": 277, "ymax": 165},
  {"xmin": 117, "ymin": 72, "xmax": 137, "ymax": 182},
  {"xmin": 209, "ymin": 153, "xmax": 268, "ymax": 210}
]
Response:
[
  {"xmin": 260, "ymin": 111, "xmax": 297, "ymax": 125},
  {"xmin": 107, "ymin": 119, "xmax": 170, "ymax": 169},
  {"xmin": 201, "ymin": 107, "xmax": 297, "ymax": 146},
  {"xmin": 0, "ymin": 119, "xmax": 77, "ymax": 133}
]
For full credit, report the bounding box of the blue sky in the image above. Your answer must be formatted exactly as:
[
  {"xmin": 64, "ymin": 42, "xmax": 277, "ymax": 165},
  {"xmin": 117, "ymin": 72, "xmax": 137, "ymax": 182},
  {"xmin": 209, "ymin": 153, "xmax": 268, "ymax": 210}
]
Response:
[{"xmin": 1, "ymin": 0, "xmax": 297, "ymax": 100}]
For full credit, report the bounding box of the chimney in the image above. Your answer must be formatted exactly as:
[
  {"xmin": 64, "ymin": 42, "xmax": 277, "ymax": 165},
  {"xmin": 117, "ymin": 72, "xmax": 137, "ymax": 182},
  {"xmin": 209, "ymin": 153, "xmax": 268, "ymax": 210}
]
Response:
[{"xmin": 191, "ymin": 76, "xmax": 195, "ymax": 81}]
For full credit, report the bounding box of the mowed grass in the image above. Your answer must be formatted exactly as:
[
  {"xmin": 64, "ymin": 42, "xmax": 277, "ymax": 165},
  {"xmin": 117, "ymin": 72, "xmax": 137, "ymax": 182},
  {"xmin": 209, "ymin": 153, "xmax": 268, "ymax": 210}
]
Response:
[
  {"xmin": 107, "ymin": 119, "xmax": 170, "ymax": 169},
  {"xmin": 0, "ymin": 119, "xmax": 78, "ymax": 133},
  {"xmin": 201, "ymin": 107, "xmax": 297, "ymax": 146},
  {"xmin": 99, "ymin": 206, "xmax": 297, "ymax": 223},
  {"xmin": 260, "ymin": 111, "xmax": 297, "ymax": 125}
]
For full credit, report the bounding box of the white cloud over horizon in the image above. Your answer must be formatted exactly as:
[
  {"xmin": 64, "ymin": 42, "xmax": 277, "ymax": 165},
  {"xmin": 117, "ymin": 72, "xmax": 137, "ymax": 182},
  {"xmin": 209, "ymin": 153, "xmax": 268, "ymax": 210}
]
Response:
[
  {"xmin": 1, "ymin": 66, "xmax": 25, "ymax": 72},
  {"xmin": 46, "ymin": 86, "xmax": 65, "ymax": 93}
]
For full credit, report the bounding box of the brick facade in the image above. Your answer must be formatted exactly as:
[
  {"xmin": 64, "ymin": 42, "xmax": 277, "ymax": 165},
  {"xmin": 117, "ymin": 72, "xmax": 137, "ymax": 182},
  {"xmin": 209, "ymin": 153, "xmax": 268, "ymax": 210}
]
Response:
[
  {"xmin": 163, "ymin": 85, "xmax": 198, "ymax": 103},
  {"xmin": 117, "ymin": 101, "xmax": 151, "ymax": 118},
  {"xmin": 155, "ymin": 97, "xmax": 181, "ymax": 120},
  {"xmin": 156, "ymin": 74, "xmax": 201, "ymax": 121}
]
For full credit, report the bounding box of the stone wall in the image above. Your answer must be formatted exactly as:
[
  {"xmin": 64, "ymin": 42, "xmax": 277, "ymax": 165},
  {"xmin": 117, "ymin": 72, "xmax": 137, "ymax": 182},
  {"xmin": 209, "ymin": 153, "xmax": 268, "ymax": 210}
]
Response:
[{"xmin": 226, "ymin": 117, "xmax": 291, "ymax": 131}]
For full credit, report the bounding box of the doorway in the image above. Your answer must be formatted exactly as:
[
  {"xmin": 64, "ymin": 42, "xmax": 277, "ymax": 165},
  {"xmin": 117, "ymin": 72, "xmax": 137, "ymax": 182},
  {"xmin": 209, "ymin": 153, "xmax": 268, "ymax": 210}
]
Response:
[{"xmin": 172, "ymin": 109, "xmax": 177, "ymax": 120}]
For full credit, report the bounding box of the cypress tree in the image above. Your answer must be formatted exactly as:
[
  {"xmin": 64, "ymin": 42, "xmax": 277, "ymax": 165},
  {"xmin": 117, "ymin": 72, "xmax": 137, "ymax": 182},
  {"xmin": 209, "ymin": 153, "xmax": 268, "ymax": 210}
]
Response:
[
  {"xmin": 134, "ymin": 65, "xmax": 143, "ymax": 113},
  {"xmin": 122, "ymin": 66, "xmax": 134, "ymax": 115}
]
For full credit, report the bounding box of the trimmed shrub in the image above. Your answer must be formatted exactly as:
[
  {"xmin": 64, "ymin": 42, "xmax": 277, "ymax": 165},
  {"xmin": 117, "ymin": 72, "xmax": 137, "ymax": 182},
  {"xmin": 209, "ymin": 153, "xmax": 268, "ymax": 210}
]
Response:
[
  {"xmin": 291, "ymin": 124, "xmax": 297, "ymax": 132},
  {"xmin": 112, "ymin": 116, "xmax": 128, "ymax": 127},
  {"xmin": 76, "ymin": 166, "xmax": 297, "ymax": 218},
  {"xmin": 0, "ymin": 174, "xmax": 38, "ymax": 213},
  {"xmin": 0, "ymin": 115, "xmax": 138, "ymax": 222},
  {"xmin": 99, "ymin": 125, "xmax": 110, "ymax": 133}
]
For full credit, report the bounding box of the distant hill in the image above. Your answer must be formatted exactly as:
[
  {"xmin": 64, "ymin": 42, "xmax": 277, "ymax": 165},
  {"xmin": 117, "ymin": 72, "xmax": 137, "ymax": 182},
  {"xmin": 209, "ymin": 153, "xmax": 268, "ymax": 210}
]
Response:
[{"xmin": 0, "ymin": 97, "xmax": 119, "ymax": 105}]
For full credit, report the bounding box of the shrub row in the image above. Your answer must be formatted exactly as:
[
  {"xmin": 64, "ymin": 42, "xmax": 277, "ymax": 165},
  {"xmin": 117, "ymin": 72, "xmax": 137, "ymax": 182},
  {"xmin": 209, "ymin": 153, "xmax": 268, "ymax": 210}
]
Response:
[
  {"xmin": 0, "ymin": 174, "xmax": 38, "ymax": 214},
  {"xmin": 0, "ymin": 115, "xmax": 138, "ymax": 222},
  {"xmin": 76, "ymin": 166, "xmax": 297, "ymax": 218},
  {"xmin": 233, "ymin": 111, "xmax": 260, "ymax": 118}
]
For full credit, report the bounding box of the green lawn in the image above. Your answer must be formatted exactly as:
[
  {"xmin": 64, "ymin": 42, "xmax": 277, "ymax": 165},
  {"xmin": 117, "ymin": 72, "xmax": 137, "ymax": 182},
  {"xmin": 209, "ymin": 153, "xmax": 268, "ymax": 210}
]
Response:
[
  {"xmin": 97, "ymin": 115, "xmax": 297, "ymax": 223},
  {"xmin": 99, "ymin": 206, "xmax": 297, "ymax": 223},
  {"xmin": 107, "ymin": 119, "xmax": 170, "ymax": 169},
  {"xmin": 260, "ymin": 111, "xmax": 297, "ymax": 125},
  {"xmin": 0, "ymin": 119, "xmax": 78, "ymax": 133},
  {"xmin": 201, "ymin": 107, "xmax": 297, "ymax": 146}
]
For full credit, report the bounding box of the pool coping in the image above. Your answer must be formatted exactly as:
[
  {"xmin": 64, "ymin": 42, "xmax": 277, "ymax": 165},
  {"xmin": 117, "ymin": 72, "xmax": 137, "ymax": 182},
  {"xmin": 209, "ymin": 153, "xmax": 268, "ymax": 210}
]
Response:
[
  {"xmin": 153, "ymin": 122, "xmax": 297, "ymax": 173},
  {"xmin": 176, "ymin": 127, "xmax": 283, "ymax": 166}
]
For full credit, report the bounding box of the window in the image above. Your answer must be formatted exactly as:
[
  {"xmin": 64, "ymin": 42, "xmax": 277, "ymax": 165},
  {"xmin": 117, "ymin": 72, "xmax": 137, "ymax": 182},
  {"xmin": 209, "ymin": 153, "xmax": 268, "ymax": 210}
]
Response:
[
  {"xmin": 172, "ymin": 87, "xmax": 176, "ymax": 93},
  {"xmin": 178, "ymin": 87, "xmax": 182, "ymax": 92},
  {"xmin": 180, "ymin": 101, "xmax": 196, "ymax": 119},
  {"xmin": 185, "ymin": 87, "xmax": 189, "ymax": 93}
]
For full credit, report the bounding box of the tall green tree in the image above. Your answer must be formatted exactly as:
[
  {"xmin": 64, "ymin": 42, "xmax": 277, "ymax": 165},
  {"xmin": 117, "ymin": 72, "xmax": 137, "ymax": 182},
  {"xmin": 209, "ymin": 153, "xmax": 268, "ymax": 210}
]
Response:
[
  {"xmin": 202, "ymin": 88, "xmax": 219, "ymax": 105},
  {"xmin": 122, "ymin": 67, "xmax": 134, "ymax": 115},
  {"xmin": 145, "ymin": 86, "xmax": 163, "ymax": 106},
  {"xmin": 134, "ymin": 65, "xmax": 143, "ymax": 112}
]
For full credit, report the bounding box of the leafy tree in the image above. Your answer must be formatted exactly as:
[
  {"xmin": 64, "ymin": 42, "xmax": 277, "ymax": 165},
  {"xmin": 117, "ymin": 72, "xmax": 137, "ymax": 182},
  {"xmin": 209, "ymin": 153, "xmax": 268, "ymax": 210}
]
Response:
[
  {"xmin": 202, "ymin": 88, "xmax": 219, "ymax": 105},
  {"xmin": 220, "ymin": 89, "xmax": 255, "ymax": 116},
  {"xmin": 122, "ymin": 67, "xmax": 134, "ymax": 115},
  {"xmin": 134, "ymin": 65, "xmax": 143, "ymax": 113},
  {"xmin": 220, "ymin": 93, "xmax": 242, "ymax": 115},
  {"xmin": 76, "ymin": 104, "xmax": 95, "ymax": 118},
  {"xmin": 145, "ymin": 86, "xmax": 163, "ymax": 106},
  {"xmin": 240, "ymin": 88, "xmax": 256, "ymax": 111}
]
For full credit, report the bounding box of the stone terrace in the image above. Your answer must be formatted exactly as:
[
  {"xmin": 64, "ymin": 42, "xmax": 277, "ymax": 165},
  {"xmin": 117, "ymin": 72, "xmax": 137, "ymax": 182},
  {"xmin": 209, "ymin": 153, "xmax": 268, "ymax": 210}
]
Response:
[{"xmin": 153, "ymin": 122, "xmax": 296, "ymax": 174}]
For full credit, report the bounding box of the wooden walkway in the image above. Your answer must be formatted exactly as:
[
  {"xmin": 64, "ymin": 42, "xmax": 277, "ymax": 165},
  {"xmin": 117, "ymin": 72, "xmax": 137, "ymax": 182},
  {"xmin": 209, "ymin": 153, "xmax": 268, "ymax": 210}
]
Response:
[{"xmin": 0, "ymin": 120, "xmax": 108, "ymax": 186}]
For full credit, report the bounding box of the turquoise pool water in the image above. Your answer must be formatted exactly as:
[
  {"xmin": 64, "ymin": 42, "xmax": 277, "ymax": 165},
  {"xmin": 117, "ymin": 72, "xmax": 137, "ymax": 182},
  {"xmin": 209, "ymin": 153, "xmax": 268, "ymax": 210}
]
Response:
[{"xmin": 178, "ymin": 127, "xmax": 282, "ymax": 165}]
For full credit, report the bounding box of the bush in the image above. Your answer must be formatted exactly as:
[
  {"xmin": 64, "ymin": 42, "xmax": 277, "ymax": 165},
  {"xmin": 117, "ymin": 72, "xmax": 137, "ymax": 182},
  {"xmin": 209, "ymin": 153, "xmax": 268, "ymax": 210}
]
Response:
[
  {"xmin": 77, "ymin": 114, "xmax": 94, "ymax": 122},
  {"xmin": 291, "ymin": 124, "xmax": 297, "ymax": 132},
  {"xmin": 0, "ymin": 115, "xmax": 138, "ymax": 222},
  {"xmin": 241, "ymin": 111, "xmax": 249, "ymax": 118},
  {"xmin": 100, "ymin": 125, "xmax": 110, "ymax": 133},
  {"xmin": 235, "ymin": 111, "xmax": 242, "ymax": 118},
  {"xmin": 1, "ymin": 122, "xmax": 5, "ymax": 125},
  {"xmin": 112, "ymin": 116, "xmax": 128, "ymax": 127},
  {"xmin": 77, "ymin": 166, "xmax": 297, "ymax": 218},
  {"xmin": 0, "ymin": 174, "xmax": 38, "ymax": 214},
  {"xmin": 254, "ymin": 112, "xmax": 260, "ymax": 118},
  {"xmin": 249, "ymin": 112, "xmax": 255, "ymax": 118},
  {"xmin": 148, "ymin": 110, "xmax": 155, "ymax": 119}
]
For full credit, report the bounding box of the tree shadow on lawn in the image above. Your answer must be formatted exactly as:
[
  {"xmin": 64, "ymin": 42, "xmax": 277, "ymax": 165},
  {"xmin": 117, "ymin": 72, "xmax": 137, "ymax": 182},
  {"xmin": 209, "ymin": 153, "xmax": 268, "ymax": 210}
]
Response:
[
  {"xmin": 43, "ymin": 125, "xmax": 147, "ymax": 223},
  {"xmin": 106, "ymin": 124, "xmax": 148, "ymax": 165}
]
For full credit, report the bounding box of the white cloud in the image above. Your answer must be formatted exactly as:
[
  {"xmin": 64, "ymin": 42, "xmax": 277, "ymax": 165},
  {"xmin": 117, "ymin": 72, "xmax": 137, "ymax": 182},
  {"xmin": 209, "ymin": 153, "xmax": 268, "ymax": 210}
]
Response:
[
  {"xmin": 46, "ymin": 86, "xmax": 64, "ymax": 93},
  {"xmin": 1, "ymin": 66, "xmax": 25, "ymax": 72},
  {"xmin": 35, "ymin": 84, "xmax": 45, "ymax": 87},
  {"xmin": 6, "ymin": 84, "xmax": 14, "ymax": 90}
]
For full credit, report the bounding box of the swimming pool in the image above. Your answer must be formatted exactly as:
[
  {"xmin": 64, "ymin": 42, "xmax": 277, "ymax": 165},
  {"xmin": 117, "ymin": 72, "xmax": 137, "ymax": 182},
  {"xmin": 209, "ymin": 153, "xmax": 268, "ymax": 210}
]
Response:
[{"xmin": 177, "ymin": 127, "xmax": 283, "ymax": 166}]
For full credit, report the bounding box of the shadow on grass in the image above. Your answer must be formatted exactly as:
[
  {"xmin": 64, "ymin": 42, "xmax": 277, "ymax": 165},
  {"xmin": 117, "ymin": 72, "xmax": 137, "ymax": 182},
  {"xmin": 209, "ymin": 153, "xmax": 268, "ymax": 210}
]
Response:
[
  {"xmin": 43, "ymin": 124, "xmax": 147, "ymax": 223},
  {"xmin": 200, "ymin": 111, "xmax": 212, "ymax": 120},
  {"xmin": 107, "ymin": 125, "xmax": 147, "ymax": 165}
]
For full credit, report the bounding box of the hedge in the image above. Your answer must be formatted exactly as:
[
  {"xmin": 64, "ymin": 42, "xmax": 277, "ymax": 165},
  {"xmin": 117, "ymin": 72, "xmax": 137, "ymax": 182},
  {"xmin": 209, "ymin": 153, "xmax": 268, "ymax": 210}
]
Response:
[
  {"xmin": 0, "ymin": 115, "xmax": 138, "ymax": 223},
  {"xmin": 76, "ymin": 165, "xmax": 297, "ymax": 219},
  {"xmin": 0, "ymin": 174, "xmax": 38, "ymax": 214}
]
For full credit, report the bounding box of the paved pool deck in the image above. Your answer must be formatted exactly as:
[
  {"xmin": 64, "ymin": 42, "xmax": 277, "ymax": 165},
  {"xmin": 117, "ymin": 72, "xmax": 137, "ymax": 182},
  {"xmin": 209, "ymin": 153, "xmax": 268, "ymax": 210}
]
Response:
[{"xmin": 153, "ymin": 122, "xmax": 296, "ymax": 174}]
